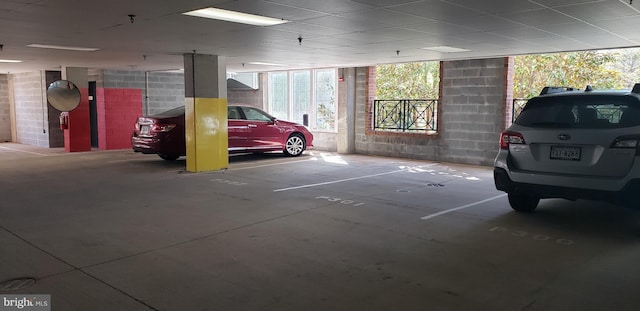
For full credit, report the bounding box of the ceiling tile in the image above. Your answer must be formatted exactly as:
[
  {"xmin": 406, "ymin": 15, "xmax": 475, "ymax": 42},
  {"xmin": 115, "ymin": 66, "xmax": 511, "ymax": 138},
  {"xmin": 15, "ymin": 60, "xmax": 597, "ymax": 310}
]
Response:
[
  {"xmin": 264, "ymin": 0, "xmax": 374, "ymax": 14},
  {"xmin": 554, "ymin": 0, "xmax": 639, "ymax": 22},
  {"xmin": 442, "ymin": 0, "xmax": 543, "ymax": 14},
  {"xmin": 532, "ymin": 0, "xmax": 607, "ymax": 8},
  {"xmin": 303, "ymin": 15, "xmax": 389, "ymax": 32},
  {"xmin": 488, "ymin": 26, "xmax": 558, "ymax": 39},
  {"xmin": 497, "ymin": 8, "xmax": 578, "ymax": 27},
  {"xmin": 389, "ymin": 1, "xmax": 482, "ymax": 22},
  {"xmin": 215, "ymin": 0, "xmax": 327, "ymax": 21},
  {"xmin": 448, "ymin": 14, "xmax": 527, "ymax": 31},
  {"xmin": 405, "ymin": 21, "xmax": 475, "ymax": 36},
  {"xmin": 592, "ymin": 16, "xmax": 640, "ymax": 36},
  {"xmin": 574, "ymin": 34, "xmax": 638, "ymax": 47},
  {"xmin": 270, "ymin": 22, "xmax": 352, "ymax": 36},
  {"xmin": 537, "ymin": 22, "xmax": 613, "ymax": 36},
  {"xmin": 350, "ymin": 0, "xmax": 424, "ymax": 7},
  {"xmin": 338, "ymin": 8, "xmax": 433, "ymax": 27}
]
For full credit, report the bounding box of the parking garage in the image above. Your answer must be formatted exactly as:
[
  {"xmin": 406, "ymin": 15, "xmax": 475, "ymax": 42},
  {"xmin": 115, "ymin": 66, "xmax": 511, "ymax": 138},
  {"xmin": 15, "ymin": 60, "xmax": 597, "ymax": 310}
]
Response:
[{"xmin": 2, "ymin": 0, "xmax": 640, "ymax": 310}]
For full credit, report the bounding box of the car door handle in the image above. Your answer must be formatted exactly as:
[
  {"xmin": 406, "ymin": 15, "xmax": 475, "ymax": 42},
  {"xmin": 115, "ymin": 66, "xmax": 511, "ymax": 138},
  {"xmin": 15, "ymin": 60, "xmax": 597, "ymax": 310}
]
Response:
[{"xmin": 248, "ymin": 124, "xmax": 257, "ymax": 128}]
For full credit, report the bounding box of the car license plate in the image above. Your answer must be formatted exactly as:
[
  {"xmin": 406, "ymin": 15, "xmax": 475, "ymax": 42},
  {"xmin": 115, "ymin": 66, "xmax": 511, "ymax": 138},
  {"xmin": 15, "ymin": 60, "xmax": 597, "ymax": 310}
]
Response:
[
  {"xmin": 550, "ymin": 146, "xmax": 581, "ymax": 161},
  {"xmin": 141, "ymin": 125, "xmax": 150, "ymax": 135}
]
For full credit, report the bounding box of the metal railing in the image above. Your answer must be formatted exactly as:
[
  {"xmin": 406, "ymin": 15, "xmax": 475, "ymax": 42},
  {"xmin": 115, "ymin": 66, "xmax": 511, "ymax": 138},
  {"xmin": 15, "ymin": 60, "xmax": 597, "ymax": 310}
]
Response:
[
  {"xmin": 512, "ymin": 98, "xmax": 528, "ymax": 122},
  {"xmin": 373, "ymin": 99, "xmax": 438, "ymax": 132}
]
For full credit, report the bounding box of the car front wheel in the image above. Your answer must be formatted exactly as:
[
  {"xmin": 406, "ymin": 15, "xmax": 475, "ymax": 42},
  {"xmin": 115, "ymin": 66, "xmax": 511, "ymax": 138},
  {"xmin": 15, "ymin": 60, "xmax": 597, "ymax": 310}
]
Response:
[
  {"xmin": 507, "ymin": 193, "xmax": 539, "ymax": 212},
  {"xmin": 284, "ymin": 134, "xmax": 305, "ymax": 157}
]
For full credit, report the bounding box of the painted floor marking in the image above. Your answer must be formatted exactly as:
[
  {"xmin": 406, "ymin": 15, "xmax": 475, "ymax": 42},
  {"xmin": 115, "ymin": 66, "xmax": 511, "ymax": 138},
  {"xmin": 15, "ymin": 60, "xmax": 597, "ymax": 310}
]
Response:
[
  {"xmin": 230, "ymin": 158, "xmax": 314, "ymax": 171},
  {"xmin": 274, "ymin": 169, "xmax": 407, "ymax": 192},
  {"xmin": 0, "ymin": 145, "xmax": 50, "ymax": 156},
  {"xmin": 420, "ymin": 194, "xmax": 506, "ymax": 220}
]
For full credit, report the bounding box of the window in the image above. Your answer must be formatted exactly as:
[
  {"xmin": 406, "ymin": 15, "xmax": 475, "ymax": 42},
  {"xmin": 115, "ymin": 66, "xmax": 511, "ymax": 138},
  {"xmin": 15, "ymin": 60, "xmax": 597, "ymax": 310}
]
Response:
[
  {"xmin": 240, "ymin": 107, "xmax": 274, "ymax": 122},
  {"xmin": 268, "ymin": 72, "xmax": 288, "ymax": 120},
  {"xmin": 266, "ymin": 69, "xmax": 337, "ymax": 132},
  {"xmin": 516, "ymin": 95, "xmax": 640, "ymax": 129},
  {"xmin": 292, "ymin": 71, "xmax": 311, "ymax": 125},
  {"xmin": 314, "ymin": 69, "xmax": 336, "ymax": 131},
  {"xmin": 374, "ymin": 62, "xmax": 440, "ymax": 133}
]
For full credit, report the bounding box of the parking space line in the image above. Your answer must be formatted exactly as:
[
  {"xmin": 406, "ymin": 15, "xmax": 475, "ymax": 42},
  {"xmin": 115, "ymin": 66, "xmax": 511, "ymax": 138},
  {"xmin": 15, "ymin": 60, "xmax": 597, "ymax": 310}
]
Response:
[
  {"xmin": 0, "ymin": 145, "xmax": 50, "ymax": 156},
  {"xmin": 420, "ymin": 194, "xmax": 506, "ymax": 220},
  {"xmin": 230, "ymin": 158, "xmax": 313, "ymax": 171},
  {"xmin": 273, "ymin": 169, "xmax": 407, "ymax": 192}
]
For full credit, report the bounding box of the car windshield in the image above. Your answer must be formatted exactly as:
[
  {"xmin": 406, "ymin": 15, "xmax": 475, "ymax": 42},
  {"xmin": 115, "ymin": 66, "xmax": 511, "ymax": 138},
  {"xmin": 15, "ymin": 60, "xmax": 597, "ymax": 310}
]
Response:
[
  {"xmin": 150, "ymin": 106, "xmax": 185, "ymax": 118},
  {"xmin": 515, "ymin": 94, "xmax": 640, "ymax": 129}
]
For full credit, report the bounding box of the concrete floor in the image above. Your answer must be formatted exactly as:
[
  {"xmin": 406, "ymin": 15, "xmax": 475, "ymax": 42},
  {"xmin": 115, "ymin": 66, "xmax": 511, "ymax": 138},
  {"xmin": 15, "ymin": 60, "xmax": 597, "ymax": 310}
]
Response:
[{"xmin": 1, "ymin": 142, "xmax": 639, "ymax": 311}]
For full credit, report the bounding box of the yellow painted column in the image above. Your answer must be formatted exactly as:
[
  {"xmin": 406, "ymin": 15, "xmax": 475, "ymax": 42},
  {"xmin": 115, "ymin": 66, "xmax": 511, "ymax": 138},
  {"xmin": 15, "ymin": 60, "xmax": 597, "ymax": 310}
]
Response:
[{"xmin": 184, "ymin": 54, "xmax": 229, "ymax": 172}]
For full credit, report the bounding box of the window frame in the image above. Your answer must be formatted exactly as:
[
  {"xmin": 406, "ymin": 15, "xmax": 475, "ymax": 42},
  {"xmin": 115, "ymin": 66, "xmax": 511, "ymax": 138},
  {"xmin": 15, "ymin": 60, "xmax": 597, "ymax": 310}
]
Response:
[{"xmin": 266, "ymin": 68, "xmax": 338, "ymax": 133}]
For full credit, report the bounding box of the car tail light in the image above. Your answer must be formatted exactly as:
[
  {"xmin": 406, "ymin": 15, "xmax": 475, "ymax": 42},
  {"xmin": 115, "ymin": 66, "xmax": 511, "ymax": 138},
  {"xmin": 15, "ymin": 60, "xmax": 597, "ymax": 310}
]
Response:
[
  {"xmin": 611, "ymin": 135, "xmax": 640, "ymax": 155},
  {"xmin": 152, "ymin": 124, "xmax": 176, "ymax": 133},
  {"xmin": 500, "ymin": 131, "xmax": 525, "ymax": 150}
]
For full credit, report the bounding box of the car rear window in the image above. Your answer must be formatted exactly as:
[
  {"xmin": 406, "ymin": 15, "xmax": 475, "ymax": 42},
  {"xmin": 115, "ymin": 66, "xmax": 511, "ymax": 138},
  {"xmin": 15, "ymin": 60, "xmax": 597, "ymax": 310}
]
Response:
[
  {"xmin": 515, "ymin": 94, "xmax": 640, "ymax": 129},
  {"xmin": 150, "ymin": 106, "xmax": 185, "ymax": 118}
]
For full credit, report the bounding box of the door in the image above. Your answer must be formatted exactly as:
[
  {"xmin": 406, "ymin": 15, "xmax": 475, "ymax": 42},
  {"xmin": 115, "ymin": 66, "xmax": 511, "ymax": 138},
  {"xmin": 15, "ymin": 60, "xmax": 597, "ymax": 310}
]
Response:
[
  {"xmin": 239, "ymin": 107, "xmax": 282, "ymax": 150},
  {"xmin": 89, "ymin": 81, "xmax": 98, "ymax": 148},
  {"xmin": 227, "ymin": 106, "xmax": 249, "ymax": 151}
]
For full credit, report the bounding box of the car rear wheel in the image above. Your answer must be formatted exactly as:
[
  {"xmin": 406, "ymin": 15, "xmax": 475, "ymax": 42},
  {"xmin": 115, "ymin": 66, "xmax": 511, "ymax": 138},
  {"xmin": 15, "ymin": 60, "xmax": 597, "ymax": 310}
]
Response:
[
  {"xmin": 507, "ymin": 193, "xmax": 539, "ymax": 212},
  {"xmin": 284, "ymin": 134, "xmax": 305, "ymax": 157},
  {"xmin": 158, "ymin": 154, "xmax": 179, "ymax": 161}
]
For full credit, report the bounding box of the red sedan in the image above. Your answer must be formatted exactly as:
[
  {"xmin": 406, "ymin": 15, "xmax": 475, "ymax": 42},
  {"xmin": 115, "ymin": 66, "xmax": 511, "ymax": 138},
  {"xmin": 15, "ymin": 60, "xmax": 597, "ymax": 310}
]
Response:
[{"xmin": 132, "ymin": 105, "xmax": 313, "ymax": 160}]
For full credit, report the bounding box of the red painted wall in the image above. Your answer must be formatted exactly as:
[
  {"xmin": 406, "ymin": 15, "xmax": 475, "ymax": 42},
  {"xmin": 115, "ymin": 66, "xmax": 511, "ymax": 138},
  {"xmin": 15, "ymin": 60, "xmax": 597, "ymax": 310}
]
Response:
[
  {"xmin": 96, "ymin": 88, "xmax": 142, "ymax": 150},
  {"xmin": 64, "ymin": 88, "xmax": 91, "ymax": 152}
]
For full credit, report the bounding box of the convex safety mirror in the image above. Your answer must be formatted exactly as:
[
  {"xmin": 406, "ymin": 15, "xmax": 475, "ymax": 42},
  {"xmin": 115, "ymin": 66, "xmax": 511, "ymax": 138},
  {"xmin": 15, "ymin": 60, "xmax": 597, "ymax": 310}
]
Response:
[{"xmin": 47, "ymin": 80, "xmax": 81, "ymax": 112}]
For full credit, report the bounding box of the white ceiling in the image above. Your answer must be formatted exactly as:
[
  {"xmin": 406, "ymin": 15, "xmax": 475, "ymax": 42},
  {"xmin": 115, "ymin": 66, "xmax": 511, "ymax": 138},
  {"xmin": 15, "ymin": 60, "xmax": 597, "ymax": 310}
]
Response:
[{"xmin": 0, "ymin": 0, "xmax": 639, "ymax": 73}]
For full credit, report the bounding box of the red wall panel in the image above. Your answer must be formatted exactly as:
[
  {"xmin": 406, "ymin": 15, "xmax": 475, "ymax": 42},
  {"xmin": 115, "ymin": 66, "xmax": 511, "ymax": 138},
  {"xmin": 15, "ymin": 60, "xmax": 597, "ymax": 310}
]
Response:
[
  {"xmin": 64, "ymin": 88, "xmax": 91, "ymax": 152},
  {"xmin": 97, "ymin": 88, "xmax": 142, "ymax": 150}
]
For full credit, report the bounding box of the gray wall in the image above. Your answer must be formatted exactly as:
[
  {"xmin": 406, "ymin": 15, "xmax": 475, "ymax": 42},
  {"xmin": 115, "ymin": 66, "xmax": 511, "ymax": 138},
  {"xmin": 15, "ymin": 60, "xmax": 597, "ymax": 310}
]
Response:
[
  {"xmin": 145, "ymin": 72, "xmax": 185, "ymax": 115},
  {"xmin": 12, "ymin": 71, "xmax": 49, "ymax": 147},
  {"xmin": 354, "ymin": 58, "xmax": 509, "ymax": 166},
  {"xmin": 438, "ymin": 58, "xmax": 506, "ymax": 165},
  {"xmin": 0, "ymin": 74, "xmax": 10, "ymax": 142},
  {"xmin": 227, "ymin": 73, "xmax": 264, "ymax": 109},
  {"xmin": 102, "ymin": 70, "xmax": 185, "ymax": 116}
]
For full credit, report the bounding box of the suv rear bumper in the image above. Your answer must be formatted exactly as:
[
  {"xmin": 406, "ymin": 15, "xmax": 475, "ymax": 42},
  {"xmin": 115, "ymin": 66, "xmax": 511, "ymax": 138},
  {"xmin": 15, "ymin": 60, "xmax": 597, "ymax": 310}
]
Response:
[{"xmin": 494, "ymin": 167, "xmax": 640, "ymax": 205}]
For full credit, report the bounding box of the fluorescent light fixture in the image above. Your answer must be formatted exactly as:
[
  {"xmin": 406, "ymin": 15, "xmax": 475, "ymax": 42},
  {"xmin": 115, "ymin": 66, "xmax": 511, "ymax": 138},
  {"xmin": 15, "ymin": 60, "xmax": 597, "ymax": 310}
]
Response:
[
  {"xmin": 183, "ymin": 7, "xmax": 288, "ymax": 26},
  {"xmin": 0, "ymin": 59, "xmax": 22, "ymax": 63},
  {"xmin": 421, "ymin": 46, "xmax": 470, "ymax": 53},
  {"xmin": 248, "ymin": 62, "xmax": 286, "ymax": 67},
  {"xmin": 27, "ymin": 44, "xmax": 100, "ymax": 52}
]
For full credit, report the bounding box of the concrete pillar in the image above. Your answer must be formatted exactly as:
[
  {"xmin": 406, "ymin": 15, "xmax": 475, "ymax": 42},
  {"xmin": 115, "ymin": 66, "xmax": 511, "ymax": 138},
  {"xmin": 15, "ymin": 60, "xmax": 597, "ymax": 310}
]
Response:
[
  {"xmin": 183, "ymin": 53, "xmax": 228, "ymax": 172},
  {"xmin": 62, "ymin": 67, "xmax": 91, "ymax": 152},
  {"xmin": 337, "ymin": 68, "xmax": 356, "ymax": 153}
]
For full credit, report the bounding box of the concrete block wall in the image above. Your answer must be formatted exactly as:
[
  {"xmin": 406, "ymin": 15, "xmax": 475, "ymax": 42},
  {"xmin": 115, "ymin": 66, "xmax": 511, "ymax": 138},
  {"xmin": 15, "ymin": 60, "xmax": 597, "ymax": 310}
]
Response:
[
  {"xmin": 228, "ymin": 73, "xmax": 264, "ymax": 109},
  {"xmin": 96, "ymin": 88, "xmax": 143, "ymax": 150},
  {"xmin": 355, "ymin": 66, "xmax": 442, "ymax": 161},
  {"xmin": 146, "ymin": 72, "xmax": 185, "ymax": 115},
  {"xmin": 355, "ymin": 58, "xmax": 510, "ymax": 166},
  {"xmin": 0, "ymin": 74, "xmax": 10, "ymax": 142},
  {"xmin": 12, "ymin": 71, "xmax": 49, "ymax": 147},
  {"xmin": 103, "ymin": 70, "xmax": 146, "ymax": 89},
  {"xmin": 439, "ymin": 58, "xmax": 507, "ymax": 165},
  {"xmin": 102, "ymin": 70, "xmax": 184, "ymax": 116}
]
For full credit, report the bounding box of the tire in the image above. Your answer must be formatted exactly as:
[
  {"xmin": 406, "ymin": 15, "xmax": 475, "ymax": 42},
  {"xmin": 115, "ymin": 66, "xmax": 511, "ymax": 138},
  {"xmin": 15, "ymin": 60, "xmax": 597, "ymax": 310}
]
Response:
[
  {"xmin": 158, "ymin": 154, "xmax": 179, "ymax": 161},
  {"xmin": 507, "ymin": 193, "xmax": 539, "ymax": 212},
  {"xmin": 283, "ymin": 134, "xmax": 305, "ymax": 157}
]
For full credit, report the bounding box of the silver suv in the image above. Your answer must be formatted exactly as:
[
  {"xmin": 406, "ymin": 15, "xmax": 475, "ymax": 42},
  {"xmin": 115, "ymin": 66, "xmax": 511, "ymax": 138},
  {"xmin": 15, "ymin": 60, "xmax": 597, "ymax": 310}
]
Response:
[{"xmin": 494, "ymin": 84, "xmax": 640, "ymax": 212}]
